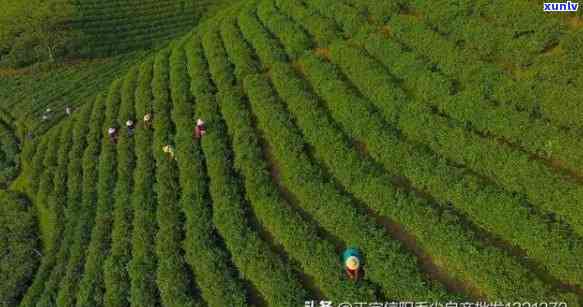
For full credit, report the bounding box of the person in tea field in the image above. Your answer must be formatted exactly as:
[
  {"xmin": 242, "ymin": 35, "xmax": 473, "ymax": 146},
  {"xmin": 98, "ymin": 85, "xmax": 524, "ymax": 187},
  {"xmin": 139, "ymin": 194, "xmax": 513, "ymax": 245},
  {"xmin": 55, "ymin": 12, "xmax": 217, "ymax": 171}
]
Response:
[
  {"xmin": 42, "ymin": 108, "xmax": 52, "ymax": 121},
  {"xmin": 108, "ymin": 127, "xmax": 118, "ymax": 144},
  {"xmin": 342, "ymin": 247, "xmax": 363, "ymax": 281},
  {"xmin": 163, "ymin": 144, "xmax": 175, "ymax": 160},
  {"xmin": 65, "ymin": 106, "xmax": 72, "ymax": 116},
  {"xmin": 143, "ymin": 112, "xmax": 153, "ymax": 128},
  {"xmin": 126, "ymin": 119, "xmax": 135, "ymax": 136},
  {"xmin": 194, "ymin": 118, "xmax": 206, "ymax": 139}
]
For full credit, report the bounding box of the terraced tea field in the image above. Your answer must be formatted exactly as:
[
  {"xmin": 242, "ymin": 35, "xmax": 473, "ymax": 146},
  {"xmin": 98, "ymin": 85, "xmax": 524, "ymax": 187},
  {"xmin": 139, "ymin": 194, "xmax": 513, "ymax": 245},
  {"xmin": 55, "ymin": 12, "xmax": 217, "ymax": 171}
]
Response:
[
  {"xmin": 3, "ymin": 0, "xmax": 583, "ymax": 306},
  {"xmin": 72, "ymin": 0, "xmax": 208, "ymax": 56}
]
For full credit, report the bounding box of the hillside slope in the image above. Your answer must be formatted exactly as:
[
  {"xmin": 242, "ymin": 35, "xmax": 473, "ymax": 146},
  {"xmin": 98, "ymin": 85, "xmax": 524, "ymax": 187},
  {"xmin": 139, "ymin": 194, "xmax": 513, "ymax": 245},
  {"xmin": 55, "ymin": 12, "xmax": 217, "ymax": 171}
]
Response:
[
  {"xmin": 7, "ymin": 0, "xmax": 583, "ymax": 306},
  {"xmin": 72, "ymin": 0, "xmax": 203, "ymax": 56}
]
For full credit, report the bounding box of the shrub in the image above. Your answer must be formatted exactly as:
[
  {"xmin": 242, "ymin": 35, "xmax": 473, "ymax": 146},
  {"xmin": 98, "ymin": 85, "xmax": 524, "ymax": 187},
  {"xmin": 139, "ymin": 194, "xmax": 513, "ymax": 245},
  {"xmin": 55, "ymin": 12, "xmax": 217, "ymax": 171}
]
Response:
[{"xmin": 0, "ymin": 190, "xmax": 38, "ymax": 306}]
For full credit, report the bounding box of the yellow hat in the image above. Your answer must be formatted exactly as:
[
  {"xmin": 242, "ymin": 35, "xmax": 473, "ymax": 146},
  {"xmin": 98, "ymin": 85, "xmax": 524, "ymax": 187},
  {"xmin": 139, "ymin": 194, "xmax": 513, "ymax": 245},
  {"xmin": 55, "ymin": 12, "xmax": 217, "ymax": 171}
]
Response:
[{"xmin": 346, "ymin": 256, "xmax": 359, "ymax": 270}]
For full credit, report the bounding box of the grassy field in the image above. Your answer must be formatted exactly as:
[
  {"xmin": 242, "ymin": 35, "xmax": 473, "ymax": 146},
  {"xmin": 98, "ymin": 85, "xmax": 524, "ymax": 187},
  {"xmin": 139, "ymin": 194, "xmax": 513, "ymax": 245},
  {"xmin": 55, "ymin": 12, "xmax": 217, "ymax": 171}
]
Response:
[{"xmin": 2, "ymin": 0, "xmax": 583, "ymax": 306}]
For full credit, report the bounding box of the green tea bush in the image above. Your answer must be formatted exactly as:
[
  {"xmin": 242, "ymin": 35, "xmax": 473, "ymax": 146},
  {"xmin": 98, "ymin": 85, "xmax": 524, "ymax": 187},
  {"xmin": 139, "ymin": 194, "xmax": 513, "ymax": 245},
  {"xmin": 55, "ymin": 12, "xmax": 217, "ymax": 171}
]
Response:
[{"xmin": 0, "ymin": 190, "xmax": 38, "ymax": 306}]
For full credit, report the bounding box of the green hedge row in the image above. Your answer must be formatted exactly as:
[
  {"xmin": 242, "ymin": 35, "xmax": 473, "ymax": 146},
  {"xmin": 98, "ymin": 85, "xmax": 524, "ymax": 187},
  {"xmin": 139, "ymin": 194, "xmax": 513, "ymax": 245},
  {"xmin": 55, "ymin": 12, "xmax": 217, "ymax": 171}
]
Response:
[
  {"xmin": 56, "ymin": 92, "xmax": 105, "ymax": 307},
  {"xmin": 76, "ymin": 81, "xmax": 121, "ymax": 307},
  {"xmin": 36, "ymin": 100, "xmax": 94, "ymax": 306},
  {"xmin": 102, "ymin": 67, "xmax": 138, "ymax": 307},
  {"xmin": 73, "ymin": 0, "xmax": 199, "ymax": 57},
  {"xmin": 202, "ymin": 29, "xmax": 237, "ymax": 91},
  {"xmin": 256, "ymin": 0, "xmax": 313, "ymax": 60},
  {"xmin": 200, "ymin": 29, "xmax": 311, "ymax": 305},
  {"xmin": 237, "ymin": 2, "xmax": 287, "ymax": 69},
  {"xmin": 210, "ymin": 19, "xmax": 382, "ymax": 300},
  {"xmin": 327, "ymin": 40, "xmax": 583, "ymax": 289},
  {"xmin": 387, "ymin": 15, "xmax": 583, "ymax": 133},
  {"xmin": 222, "ymin": 85, "xmax": 383, "ymax": 302},
  {"xmin": 152, "ymin": 49, "xmax": 200, "ymax": 307},
  {"xmin": 196, "ymin": 92, "xmax": 309, "ymax": 306},
  {"xmin": 274, "ymin": 0, "xmax": 341, "ymax": 46},
  {"xmin": 127, "ymin": 59, "xmax": 161, "ymax": 307},
  {"xmin": 178, "ymin": 40, "xmax": 253, "ymax": 306},
  {"xmin": 341, "ymin": 0, "xmax": 402, "ymax": 23},
  {"xmin": 219, "ymin": 17, "xmax": 261, "ymax": 83},
  {"xmin": 19, "ymin": 120, "xmax": 74, "ymax": 307},
  {"xmin": 245, "ymin": 69, "xmax": 452, "ymax": 301},
  {"xmin": 362, "ymin": 31, "xmax": 583, "ymax": 174},
  {"xmin": 278, "ymin": 54, "xmax": 569, "ymax": 301},
  {"xmin": 397, "ymin": 104, "xmax": 583, "ymax": 307},
  {"xmin": 33, "ymin": 126, "xmax": 62, "ymax": 251},
  {"xmin": 306, "ymin": 0, "xmax": 374, "ymax": 39},
  {"xmin": 28, "ymin": 137, "xmax": 49, "ymax": 196},
  {"xmin": 409, "ymin": 0, "xmax": 562, "ymax": 67},
  {"xmin": 387, "ymin": 17, "xmax": 583, "ymax": 230}
]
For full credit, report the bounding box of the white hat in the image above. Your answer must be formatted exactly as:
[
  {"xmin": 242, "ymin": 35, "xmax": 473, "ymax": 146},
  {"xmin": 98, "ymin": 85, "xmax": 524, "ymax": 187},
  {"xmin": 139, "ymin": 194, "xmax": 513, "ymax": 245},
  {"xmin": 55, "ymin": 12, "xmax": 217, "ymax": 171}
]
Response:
[
  {"xmin": 108, "ymin": 128, "xmax": 116, "ymax": 134},
  {"xmin": 144, "ymin": 113, "xmax": 152, "ymax": 120},
  {"xmin": 126, "ymin": 120, "xmax": 134, "ymax": 126},
  {"xmin": 346, "ymin": 256, "xmax": 359, "ymax": 270},
  {"xmin": 196, "ymin": 119, "xmax": 204, "ymax": 126},
  {"xmin": 46, "ymin": 108, "xmax": 51, "ymax": 112}
]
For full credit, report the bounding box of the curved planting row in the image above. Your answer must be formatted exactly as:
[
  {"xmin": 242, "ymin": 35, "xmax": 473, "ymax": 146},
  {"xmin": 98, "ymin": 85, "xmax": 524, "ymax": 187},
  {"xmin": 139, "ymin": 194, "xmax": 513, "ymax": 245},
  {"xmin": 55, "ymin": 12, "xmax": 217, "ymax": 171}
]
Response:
[
  {"xmin": 103, "ymin": 67, "xmax": 138, "ymax": 307},
  {"xmin": 230, "ymin": 9, "xmax": 458, "ymax": 297},
  {"xmin": 380, "ymin": 17, "xmax": 583, "ymax": 174},
  {"xmin": 237, "ymin": 2, "xmax": 288, "ymax": 69},
  {"xmin": 256, "ymin": 0, "xmax": 312, "ymax": 59},
  {"xmin": 73, "ymin": 0, "xmax": 200, "ymax": 56},
  {"xmin": 340, "ymin": 16, "xmax": 583, "ymax": 237},
  {"xmin": 273, "ymin": 0, "xmax": 341, "ymax": 46},
  {"xmin": 200, "ymin": 23, "xmax": 311, "ymax": 306},
  {"xmin": 152, "ymin": 48, "xmax": 200, "ymax": 307},
  {"xmin": 240, "ymin": 70, "xmax": 452, "ymax": 301},
  {"xmin": 305, "ymin": 0, "xmax": 374, "ymax": 39},
  {"xmin": 13, "ymin": 0, "xmax": 583, "ymax": 305},
  {"xmin": 219, "ymin": 16, "xmax": 261, "ymax": 82},
  {"xmin": 32, "ymin": 126, "xmax": 62, "ymax": 251},
  {"xmin": 56, "ymin": 91, "xmax": 106, "ymax": 307},
  {"xmin": 19, "ymin": 121, "xmax": 73, "ymax": 307},
  {"xmin": 325, "ymin": 39, "xmax": 583, "ymax": 289},
  {"xmin": 244, "ymin": 6, "xmax": 579, "ymax": 299},
  {"xmin": 387, "ymin": 15, "xmax": 583, "ymax": 134},
  {"xmin": 35, "ymin": 101, "xmax": 94, "ymax": 306},
  {"xmin": 409, "ymin": 0, "xmax": 563, "ymax": 66},
  {"xmin": 76, "ymin": 83, "xmax": 120, "ymax": 307},
  {"xmin": 209, "ymin": 15, "xmax": 383, "ymax": 302},
  {"xmin": 177, "ymin": 40, "xmax": 251, "ymax": 307},
  {"xmin": 251, "ymin": 57, "xmax": 571, "ymax": 302},
  {"xmin": 127, "ymin": 59, "xmax": 160, "ymax": 307}
]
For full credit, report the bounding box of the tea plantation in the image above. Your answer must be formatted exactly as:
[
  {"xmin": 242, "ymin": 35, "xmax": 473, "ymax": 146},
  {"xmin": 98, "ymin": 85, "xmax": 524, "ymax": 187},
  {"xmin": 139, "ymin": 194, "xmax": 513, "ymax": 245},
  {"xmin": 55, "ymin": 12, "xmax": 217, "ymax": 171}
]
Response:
[{"xmin": 1, "ymin": 0, "xmax": 583, "ymax": 306}]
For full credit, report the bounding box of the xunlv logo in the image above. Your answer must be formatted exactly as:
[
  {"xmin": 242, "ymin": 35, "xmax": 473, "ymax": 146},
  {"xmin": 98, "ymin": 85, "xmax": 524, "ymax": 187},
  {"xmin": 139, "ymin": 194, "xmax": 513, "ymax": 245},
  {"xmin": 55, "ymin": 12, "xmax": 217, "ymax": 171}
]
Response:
[{"xmin": 544, "ymin": 1, "xmax": 579, "ymax": 11}]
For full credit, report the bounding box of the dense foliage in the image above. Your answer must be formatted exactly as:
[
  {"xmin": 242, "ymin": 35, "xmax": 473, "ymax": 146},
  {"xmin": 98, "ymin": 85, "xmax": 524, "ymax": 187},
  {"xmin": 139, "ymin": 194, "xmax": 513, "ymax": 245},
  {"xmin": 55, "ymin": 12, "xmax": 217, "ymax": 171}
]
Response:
[
  {"xmin": 4, "ymin": 0, "xmax": 583, "ymax": 306},
  {"xmin": 0, "ymin": 0, "xmax": 78, "ymax": 68},
  {"xmin": 0, "ymin": 191, "xmax": 38, "ymax": 306},
  {"xmin": 0, "ymin": 120, "xmax": 19, "ymax": 187}
]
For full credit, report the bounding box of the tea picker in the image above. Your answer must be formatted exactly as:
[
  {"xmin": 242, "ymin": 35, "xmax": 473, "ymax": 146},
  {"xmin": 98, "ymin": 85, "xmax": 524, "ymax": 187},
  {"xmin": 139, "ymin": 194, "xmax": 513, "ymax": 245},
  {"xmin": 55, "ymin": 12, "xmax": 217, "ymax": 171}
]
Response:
[{"xmin": 342, "ymin": 247, "xmax": 363, "ymax": 281}]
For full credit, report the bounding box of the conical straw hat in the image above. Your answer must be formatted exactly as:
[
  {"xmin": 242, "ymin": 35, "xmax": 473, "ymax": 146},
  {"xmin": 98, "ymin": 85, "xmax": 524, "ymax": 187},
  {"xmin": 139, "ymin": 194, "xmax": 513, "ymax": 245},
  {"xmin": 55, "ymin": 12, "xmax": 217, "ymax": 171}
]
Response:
[{"xmin": 346, "ymin": 256, "xmax": 359, "ymax": 270}]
